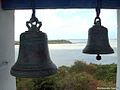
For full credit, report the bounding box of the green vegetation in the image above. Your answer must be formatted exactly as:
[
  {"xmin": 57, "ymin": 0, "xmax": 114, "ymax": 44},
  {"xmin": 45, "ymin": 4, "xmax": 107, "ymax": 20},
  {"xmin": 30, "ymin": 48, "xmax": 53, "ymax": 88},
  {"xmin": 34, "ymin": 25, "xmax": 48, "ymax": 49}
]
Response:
[
  {"xmin": 48, "ymin": 40, "xmax": 72, "ymax": 44},
  {"xmin": 16, "ymin": 60, "xmax": 117, "ymax": 90},
  {"xmin": 15, "ymin": 40, "xmax": 72, "ymax": 45},
  {"xmin": 15, "ymin": 41, "xmax": 19, "ymax": 45}
]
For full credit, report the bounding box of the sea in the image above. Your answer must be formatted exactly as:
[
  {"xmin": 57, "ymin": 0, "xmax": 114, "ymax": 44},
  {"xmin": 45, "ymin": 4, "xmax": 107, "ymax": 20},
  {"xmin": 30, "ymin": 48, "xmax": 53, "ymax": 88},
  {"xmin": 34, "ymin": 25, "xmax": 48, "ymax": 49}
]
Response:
[{"xmin": 15, "ymin": 39, "xmax": 117, "ymax": 67}]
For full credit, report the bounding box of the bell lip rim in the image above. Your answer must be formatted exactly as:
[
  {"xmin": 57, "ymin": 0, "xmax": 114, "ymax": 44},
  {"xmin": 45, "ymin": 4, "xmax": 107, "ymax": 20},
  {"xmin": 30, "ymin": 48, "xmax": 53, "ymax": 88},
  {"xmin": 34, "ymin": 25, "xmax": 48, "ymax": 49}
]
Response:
[
  {"xmin": 82, "ymin": 51, "xmax": 114, "ymax": 54},
  {"xmin": 82, "ymin": 47, "xmax": 114, "ymax": 54},
  {"xmin": 10, "ymin": 68, "xmax": 57, "ymax": 78}
]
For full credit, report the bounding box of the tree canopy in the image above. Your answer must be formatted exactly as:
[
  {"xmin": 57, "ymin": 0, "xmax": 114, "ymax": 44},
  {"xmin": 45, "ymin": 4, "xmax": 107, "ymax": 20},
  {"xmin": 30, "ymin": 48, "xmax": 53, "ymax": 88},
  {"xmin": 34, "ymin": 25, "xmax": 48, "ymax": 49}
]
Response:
[{"xmin": 16, "ymin": 60, "xmax": 117, "ymax": 90}]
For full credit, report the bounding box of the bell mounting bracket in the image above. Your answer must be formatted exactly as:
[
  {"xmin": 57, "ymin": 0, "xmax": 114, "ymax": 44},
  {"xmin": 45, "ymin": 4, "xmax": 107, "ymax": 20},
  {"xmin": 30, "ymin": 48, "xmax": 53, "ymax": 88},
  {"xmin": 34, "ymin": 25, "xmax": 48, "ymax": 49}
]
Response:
[{"xmin": 26, "ymin": 9, "xmax": 42, "ymax": 31}]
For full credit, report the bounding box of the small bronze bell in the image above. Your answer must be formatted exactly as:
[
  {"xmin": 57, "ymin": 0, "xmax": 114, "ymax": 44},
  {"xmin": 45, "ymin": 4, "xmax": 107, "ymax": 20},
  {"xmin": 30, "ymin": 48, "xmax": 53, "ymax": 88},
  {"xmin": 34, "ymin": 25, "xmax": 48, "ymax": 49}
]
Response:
[
  {"xmin": 10, "ymin": 10, "xmax": 57, "ymax": 77},
  {"xmin": 83, "ymin": 17, "xmax": 114, "ymax": 60}
]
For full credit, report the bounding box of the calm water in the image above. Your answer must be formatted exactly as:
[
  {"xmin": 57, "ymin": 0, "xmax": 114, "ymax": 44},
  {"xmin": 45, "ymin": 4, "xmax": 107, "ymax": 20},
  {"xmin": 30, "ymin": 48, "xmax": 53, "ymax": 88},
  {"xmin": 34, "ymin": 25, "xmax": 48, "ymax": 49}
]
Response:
[{"xmin": 15, "ymin": 39, "xmax": 117, "ymax": 67}]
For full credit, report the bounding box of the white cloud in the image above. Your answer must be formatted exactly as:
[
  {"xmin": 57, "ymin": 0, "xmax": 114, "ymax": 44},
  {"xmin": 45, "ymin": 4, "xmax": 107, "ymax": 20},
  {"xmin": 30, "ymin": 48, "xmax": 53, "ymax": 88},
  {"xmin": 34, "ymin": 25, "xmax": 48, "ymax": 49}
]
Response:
[{"xmin": 15, "ymin": 9, "xmax": 117, "ymax": 40}]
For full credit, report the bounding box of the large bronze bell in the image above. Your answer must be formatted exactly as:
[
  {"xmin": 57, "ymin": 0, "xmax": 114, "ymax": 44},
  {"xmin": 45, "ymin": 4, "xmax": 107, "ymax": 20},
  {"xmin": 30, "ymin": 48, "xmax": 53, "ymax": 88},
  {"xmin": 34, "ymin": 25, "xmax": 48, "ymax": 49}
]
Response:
[
  {"xmin": 83, "ymin": 17, "xmax": 114, "ymax": 60},
  {"xmin": 10, "ymin": 12, "xmax": 57, "ymax": 77}
]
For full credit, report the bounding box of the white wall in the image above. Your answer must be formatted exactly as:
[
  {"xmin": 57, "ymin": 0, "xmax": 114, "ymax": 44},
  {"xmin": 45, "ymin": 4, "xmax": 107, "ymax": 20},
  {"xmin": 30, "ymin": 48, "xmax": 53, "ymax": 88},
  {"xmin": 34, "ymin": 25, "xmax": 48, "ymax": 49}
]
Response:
[
  {"xmin": 0, "ymin": 3, "xmax": 16, "ymax": 90},
  {"xmin": 117, "ymin": 10, "xmax": 120, "ymax": 90}
]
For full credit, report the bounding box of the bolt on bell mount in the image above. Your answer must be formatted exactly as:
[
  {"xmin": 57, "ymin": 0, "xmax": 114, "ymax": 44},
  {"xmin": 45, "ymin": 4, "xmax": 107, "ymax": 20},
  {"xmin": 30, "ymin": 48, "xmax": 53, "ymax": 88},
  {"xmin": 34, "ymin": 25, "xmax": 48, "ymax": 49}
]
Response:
[
  {"xmin": 82, "ymin": 8, "xmax": 114, "ymax": 60},
  {"xmin": 10, "ymin": 9, "xmax": 57, "ymax": 78}
]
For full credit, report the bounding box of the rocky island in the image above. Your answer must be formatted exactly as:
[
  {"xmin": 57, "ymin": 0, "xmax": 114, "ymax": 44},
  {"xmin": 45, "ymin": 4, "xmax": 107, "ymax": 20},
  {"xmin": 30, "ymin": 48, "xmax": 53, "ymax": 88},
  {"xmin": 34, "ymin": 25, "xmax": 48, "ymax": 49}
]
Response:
[{"xmin": 15, "ymin": 40, "xmax": 72, "ymax": 45}]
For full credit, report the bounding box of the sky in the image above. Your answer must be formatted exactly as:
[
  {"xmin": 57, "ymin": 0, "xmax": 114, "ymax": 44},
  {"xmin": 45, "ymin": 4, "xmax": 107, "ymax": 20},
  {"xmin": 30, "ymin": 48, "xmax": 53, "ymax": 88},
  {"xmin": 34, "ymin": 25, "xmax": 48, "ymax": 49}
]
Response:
[{"xmin": 15, "ymin": 9, "xmax": 117, "ymax": 41}]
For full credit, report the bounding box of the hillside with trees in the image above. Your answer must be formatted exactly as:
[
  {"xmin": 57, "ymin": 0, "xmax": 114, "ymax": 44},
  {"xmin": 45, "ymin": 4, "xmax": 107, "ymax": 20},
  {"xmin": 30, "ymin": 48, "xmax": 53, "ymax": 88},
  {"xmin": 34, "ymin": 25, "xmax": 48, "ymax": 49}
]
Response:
[{"xmin": 16, "ymin": 60, "xmax": 117, "ymax": 90}]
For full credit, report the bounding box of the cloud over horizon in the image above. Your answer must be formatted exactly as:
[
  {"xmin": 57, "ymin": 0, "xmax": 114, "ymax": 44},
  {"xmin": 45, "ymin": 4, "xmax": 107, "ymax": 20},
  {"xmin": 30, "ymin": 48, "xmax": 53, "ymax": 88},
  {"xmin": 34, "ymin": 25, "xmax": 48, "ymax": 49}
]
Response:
[{"xmin": 15, "ymin": 9, "xmax": 117, "ymax": 40}]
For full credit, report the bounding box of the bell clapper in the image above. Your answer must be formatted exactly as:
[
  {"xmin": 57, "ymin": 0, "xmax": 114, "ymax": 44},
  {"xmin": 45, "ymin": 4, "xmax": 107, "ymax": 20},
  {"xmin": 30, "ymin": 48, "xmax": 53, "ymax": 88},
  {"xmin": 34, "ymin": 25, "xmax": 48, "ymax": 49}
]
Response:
[{"xmin": 96, "ymin": 54, "xmax": 101, "ymax": 60}]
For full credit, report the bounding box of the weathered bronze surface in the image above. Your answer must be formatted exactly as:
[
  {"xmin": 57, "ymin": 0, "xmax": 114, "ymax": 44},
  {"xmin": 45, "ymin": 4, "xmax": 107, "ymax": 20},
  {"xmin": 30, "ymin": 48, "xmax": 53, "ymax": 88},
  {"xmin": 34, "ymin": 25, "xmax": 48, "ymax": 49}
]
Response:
[
  {"xmin": 10, "ymin": 15, "xmax": 57, "ymax": 77},
  {"xmin": 83, "ymin": 18, "xmax": 114, "ymax": 55}
]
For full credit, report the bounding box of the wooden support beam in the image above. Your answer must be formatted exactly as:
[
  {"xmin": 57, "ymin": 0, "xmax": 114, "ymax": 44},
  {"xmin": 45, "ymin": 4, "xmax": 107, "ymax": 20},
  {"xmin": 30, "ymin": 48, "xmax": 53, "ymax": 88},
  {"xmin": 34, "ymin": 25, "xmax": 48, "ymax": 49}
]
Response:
[{"xmin": 1, "ymin": 0, "xmax": 120, "ymax": 10}]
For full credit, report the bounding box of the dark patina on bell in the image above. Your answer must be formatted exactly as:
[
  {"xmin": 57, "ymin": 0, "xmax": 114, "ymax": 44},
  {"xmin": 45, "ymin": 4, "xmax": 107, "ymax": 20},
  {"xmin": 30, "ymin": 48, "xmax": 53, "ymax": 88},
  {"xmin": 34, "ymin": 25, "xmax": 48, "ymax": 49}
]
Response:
[
  {"xmin": 83, "ymin": 17, "xmax": 114, "ymax": 60},
  {"xmin": 10, "ymin": 13, "xmax": 57, "ymax": 77}
]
